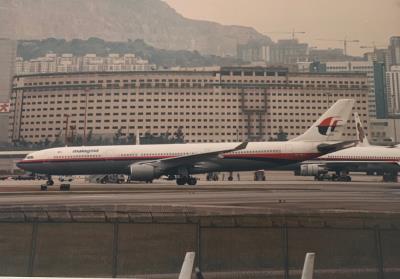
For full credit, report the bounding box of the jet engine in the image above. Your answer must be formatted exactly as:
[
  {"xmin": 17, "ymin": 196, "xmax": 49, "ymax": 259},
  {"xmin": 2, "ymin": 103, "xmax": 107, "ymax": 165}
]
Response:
[
  {"xmin": 299, "ymin": 164, "xmax": 327, "ymax": 176},
  {"xmin": 130, "ymin": 164, "xmax": 161, "ymax": 181}
]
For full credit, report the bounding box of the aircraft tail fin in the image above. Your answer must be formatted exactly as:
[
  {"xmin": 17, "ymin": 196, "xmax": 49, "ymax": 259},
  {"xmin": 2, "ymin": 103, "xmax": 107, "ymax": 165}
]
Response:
[
  {"xmin": 354, "ymin": 112, "xmax": 370, "ymax": 147},
  {"xmin": 291, "ymin": 99, "xmax": 354, "ymax": 142},
  {"xmin": 301, "ymin": 252, "xmax": 315, "ymax": 279},
  {"xmin": 178, "ymin": 252, "xmax": 195, "ymax": 279}
]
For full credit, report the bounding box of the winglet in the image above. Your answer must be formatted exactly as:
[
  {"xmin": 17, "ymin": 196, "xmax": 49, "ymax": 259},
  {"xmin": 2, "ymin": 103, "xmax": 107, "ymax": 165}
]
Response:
[
  {"xmin": 178, "ymin": 252, "xmax": 196, "ymax": 279},
  {"xmin": 354, "ymin": 112, "xmax": 370, "ymax": 147},
  {"xmin": 301, "ymin": 253, "xmax": 315, "ymax": 279},
  {"xmin": 233, "ymin": 141, "xmax": 248, "ymax": 151}
]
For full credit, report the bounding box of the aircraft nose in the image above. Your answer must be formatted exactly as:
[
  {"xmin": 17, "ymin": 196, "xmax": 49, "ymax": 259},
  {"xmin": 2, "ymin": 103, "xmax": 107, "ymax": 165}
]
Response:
[{"xmin": 16, "ymin": 161, "xmax": 26, "ymax": 170}]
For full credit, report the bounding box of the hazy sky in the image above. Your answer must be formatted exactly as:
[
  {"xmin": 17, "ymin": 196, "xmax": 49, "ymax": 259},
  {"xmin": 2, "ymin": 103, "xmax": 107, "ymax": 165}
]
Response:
[{"xmin": 164, "ymin": 0, "xmax": 400, "ymax": 56}]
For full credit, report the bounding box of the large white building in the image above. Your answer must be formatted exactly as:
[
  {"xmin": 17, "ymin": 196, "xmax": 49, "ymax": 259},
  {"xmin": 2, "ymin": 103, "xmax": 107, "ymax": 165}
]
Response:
[
  {"xmin": 15, "ymin": 53, "xmax": 156, "ymax": 75},
  {"xmin": 9, "ymin": 67, "xmax": 369, "ymax": 145}
]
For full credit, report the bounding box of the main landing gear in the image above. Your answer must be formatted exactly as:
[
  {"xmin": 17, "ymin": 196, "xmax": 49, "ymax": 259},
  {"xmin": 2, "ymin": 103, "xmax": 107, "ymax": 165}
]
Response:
[
  {"xmin": 175, "ymin": 167, "xmax": 197, "ymax": 186},
  {"xmin": 40, "ymin": 176, "xmax": 71, "ymax": 191},
  {"xmin": 176, "ymin": 176, "xmax": 197, "ymax": 186},
  {"xmin": 383, "ymin": 172, "xmax": 398, "ymax": 183}
]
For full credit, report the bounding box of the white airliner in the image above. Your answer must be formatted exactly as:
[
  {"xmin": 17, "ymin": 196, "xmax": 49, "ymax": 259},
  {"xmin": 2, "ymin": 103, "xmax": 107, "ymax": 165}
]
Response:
[
  {"xmin": 299, "ymin": 113, "xmax": 400, "ymax": 182},
  {"xmin": 17, "ymin": 99, "xmax": 355, "ymax": 188}
]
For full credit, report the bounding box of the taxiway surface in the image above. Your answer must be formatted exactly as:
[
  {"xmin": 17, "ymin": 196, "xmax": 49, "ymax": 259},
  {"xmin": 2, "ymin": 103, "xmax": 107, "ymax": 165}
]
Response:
[{"xmin": 0, "ymin": 172, "xmax": 399, "ymax": 214}]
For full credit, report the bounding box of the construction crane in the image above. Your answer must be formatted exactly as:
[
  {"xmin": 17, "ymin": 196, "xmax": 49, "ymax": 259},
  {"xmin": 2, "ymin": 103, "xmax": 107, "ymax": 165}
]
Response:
[
  {"xmin": 316, "ymin": 38, "xmax": 360, "ymax": 56},
  {"xmin": 267, "ymin": 29, "xmax": 306, "ymax": 40}
]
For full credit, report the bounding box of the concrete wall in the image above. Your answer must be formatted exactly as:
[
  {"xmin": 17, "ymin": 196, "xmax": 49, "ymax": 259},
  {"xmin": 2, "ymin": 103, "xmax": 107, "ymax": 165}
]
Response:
[
  {"xmin": 33, "ymin": 223, "xmax": 114, "ymax": 277},
  {"xmin": 381, "ymin": 231, "xmax": 400, "ymax": 279},
  {"xmin": 0, "ymin": 213, "xmax": 398, "ymax": 279},
  {"xmin": 117, "ymin": 224, "xmax": 197, "ymax": 276},
  {"xmin": 0, "ymin": 223, "xmax": 32, "ymax": 276}
]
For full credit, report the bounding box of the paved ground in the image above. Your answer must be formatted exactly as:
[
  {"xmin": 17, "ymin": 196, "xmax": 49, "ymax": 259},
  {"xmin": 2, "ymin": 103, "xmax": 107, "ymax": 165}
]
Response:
[{"xmin": 0, "ymin": 172, "xmax": 399, "ymax": 214}]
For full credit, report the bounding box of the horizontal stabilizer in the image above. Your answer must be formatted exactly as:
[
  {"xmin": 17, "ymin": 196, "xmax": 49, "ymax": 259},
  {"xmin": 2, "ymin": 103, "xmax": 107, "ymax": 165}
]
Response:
[{"xmin": 317, "ymin": 140, "xmax": 358, "ymax": 154}]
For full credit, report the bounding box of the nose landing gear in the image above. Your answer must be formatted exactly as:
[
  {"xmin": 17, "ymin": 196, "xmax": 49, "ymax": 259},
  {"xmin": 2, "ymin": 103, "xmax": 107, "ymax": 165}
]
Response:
[
  {"xmin": 46, "ymin": 176, "xmax": 54, "ymax": 186},
  {"xmin": 40, "ymin": 176, "xmax": 71, "ymax": 191},
  {"xmin": 40, "ymin": 176, "xmax": 54, "ymax": 191}
]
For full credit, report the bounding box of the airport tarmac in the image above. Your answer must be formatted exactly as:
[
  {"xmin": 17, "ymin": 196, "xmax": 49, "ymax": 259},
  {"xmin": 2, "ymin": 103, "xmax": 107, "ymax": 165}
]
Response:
[
  {"xmin": 0, "ymin": 172, "xmax": 399, "ymax": 279},
  {"xmin": 0, "ymin": 172, "xmax": 399, "ymax": 215}
]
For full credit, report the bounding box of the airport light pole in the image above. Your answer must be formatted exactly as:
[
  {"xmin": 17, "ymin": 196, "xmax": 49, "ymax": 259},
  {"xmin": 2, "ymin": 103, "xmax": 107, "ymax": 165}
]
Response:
[
  {"xmin": 64, "ymin": 114, "xmax": 70, "ymax": 146},
  {"xmin": 326, "ymin": 91, "xmax": 332, "ymax": 107},
  {"xmin": 83, "ymin": 88, "xmax": 89, "ymax": 145}
]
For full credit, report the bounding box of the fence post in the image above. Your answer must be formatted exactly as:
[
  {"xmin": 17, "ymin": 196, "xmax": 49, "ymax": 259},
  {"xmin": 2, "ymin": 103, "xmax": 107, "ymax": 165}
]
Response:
[
  {"xmin": 374, "ymin": 227, "xmax": 385, "ymax": 279},
  {"xmin": 112, "ymin": 223, "xmax": 119, "ymax": 278},
  {"xmin": 282, "ymin": 224, "xmax": 289, "ymax": 279},
  {"xmin": 28, "ymin": 223, "xmax": 38, "ymax": 276}
]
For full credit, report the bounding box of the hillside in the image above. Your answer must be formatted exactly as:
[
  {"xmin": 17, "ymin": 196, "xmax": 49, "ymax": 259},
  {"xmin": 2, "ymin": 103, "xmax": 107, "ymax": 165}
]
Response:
[
  {"xmin": 17, "ymin": 38, "xmax": 245, "ymax": 68},
  {"xmin": 3, "ymin": 0, "xmax": 271, "ymax": 56}
]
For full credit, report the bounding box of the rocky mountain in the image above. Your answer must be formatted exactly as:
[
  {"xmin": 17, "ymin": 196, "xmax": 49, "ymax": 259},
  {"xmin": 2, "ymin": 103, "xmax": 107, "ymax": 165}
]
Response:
[{"xmin": 2, "ymin": 0, "xmax": 271, "ymax": 56}]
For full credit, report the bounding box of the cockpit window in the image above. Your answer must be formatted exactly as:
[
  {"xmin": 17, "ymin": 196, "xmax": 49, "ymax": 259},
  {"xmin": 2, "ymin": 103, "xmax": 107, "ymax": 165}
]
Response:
[{"xmin": 27, "ymin": 156, "xmax": 34, "ymax": 159}]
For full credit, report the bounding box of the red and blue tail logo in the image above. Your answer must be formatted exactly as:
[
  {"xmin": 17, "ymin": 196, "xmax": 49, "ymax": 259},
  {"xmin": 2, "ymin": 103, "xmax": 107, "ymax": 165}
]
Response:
[{"xmin": 317, "ymin": 117, "xmax": 341, "ymax": 136}]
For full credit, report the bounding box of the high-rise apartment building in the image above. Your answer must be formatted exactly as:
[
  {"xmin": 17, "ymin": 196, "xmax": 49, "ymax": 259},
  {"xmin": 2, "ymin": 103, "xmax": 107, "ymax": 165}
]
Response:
[
  {"xmin": 386, "ymin": 65, "xmax": 400, "ymax": 116},
  {"xmin": 373, "ymin": 62, "xmax": 388, "ymax": 119},
  {"xmin": 268, "ymin": 39, "xmax": 309, "ymax": 65},
  {"xmin": 364, "ymin": 49, "xmax": 391, "ymax": 66},
  {"xmin": 15, "ymin": 53, "xmax": 156, "ymax": 75},
  {"xmin": 0, "ymin": 38, "xmax": 16, "ymax": 145},
  {"xmin": 237, "ymin": 39, "xmax": 308, "ymax": 65},
  {"xmin": 237, "ymin": 41, "xmax": 270, "ymax": 63},
  {"xmin": 389, "ymin": 36, "xmax": 400, "ymax": 66}
]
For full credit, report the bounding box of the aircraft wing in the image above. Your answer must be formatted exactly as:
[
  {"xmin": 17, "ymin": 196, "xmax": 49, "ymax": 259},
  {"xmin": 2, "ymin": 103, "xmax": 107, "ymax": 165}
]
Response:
[{"xmin": 138, "ymin": 142, "xmax": 248, "ymax": 170}]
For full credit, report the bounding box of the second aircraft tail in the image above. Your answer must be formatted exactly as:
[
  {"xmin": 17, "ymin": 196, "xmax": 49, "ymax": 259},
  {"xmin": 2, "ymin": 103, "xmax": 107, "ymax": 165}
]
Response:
[{"xmin": 354, "ymin": 112, "xmax": 370, "ymax": 147}]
